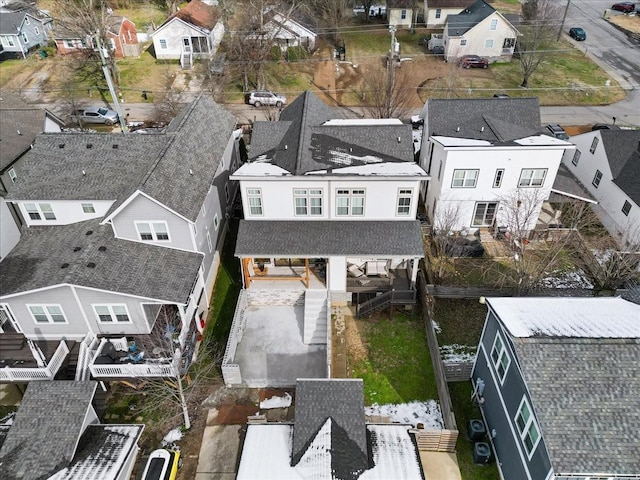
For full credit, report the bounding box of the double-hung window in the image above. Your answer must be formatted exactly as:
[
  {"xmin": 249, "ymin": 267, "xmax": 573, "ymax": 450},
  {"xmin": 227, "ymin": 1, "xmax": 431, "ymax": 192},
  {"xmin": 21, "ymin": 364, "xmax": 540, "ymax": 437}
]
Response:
[
  {"xmin": 490, "ymin": 333, "xmax": 510, "ymax": 383},
  {"xmin": 82, "ymin": 203, "xmax": 95, "ymax": 213},
  {"xmin": 24, "ymin": 203, "xmax": 56, "ymax": 220},
  {"xmin": 94, "ymin": 305, "xmax": 130, "ymax": 323},
  {"xmin": 452, "ymin": 169, "xmax": 479, "ymax": 188},
  {"xmin": 135, "ymin": 221, "xmax": 170, "ymax": 241},
  {"xmin": 397, "ymin": 189, "xmax": 413, "ymax": 216},
  {"xmin": 336, "ymin": 189, "xmax": 365, "ymax": 216},
  {"xmin": 490, "ymin": 19, "xmax": 498, "ymax": 30},
  {"xmin": 622, "ymin": 200, "xmax": 631, "ymax": 216},
  {"xmin": 590, "ymin": 137, "xmax": 599, "ymax": 153},
  {"xmin": 294, "ymin": 189, "xmax": 323, "ymax": 216},
  {"xmin": 572, "ymin": 150, "xmax": 581, "ymax": 166},
  {"xmin": 435, "ymin": 8, "xmax": 442, "ymax": 18},
  {"xmin": 28, "ymin": 305, "xmax": 67, "ymax": 323},
  {"xmin": 515, "ymin": 397, "xmax": 541, "ymax": 458},
  {"xmin": 592, "ymin": 170, "xmax": 603, "ymax": 188},
  {"xmin": 247, "ymin": 188, "xmax": 263, "ymax": 216},
  {"xmin": 493, "ymin": 169, "xmax": 504, "ymax": 188},
  {"xmin": 159, "ymin": 39, "xmax": 167, "ymax": 49},
  {"xmin": 518, "ymin": 169, "xmax": 547, "ymax": 187},
  {"xmin": 473, "ymin": 202, "xmax": 498, "ymax": 227},
  {"xmin": 8, "ymin": 168, "xmax": 17, "ymax": 183},
  {"xmin": 401, "ymin": 9, "xmax": 407, "ymax": 19}
]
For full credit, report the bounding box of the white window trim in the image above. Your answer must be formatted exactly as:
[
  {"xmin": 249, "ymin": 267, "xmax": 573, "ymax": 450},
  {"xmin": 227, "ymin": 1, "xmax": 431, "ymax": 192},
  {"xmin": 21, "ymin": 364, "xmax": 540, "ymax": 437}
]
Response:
[
  {"xmin": 622, "ymin": 200, "xmax": 631, "ymax": 216},
  {"xmin": 485, "ymin": 39, "xmax": 494, "ymax": 48},
  {"xmin": 336, "ymin": 189, "xmax": 366, "ymax": 216},
  {"xmin": 515, "ymin": 396, "xmax": 542, "ymax": 459},
  {"xmin": 27, "ymin": 304, "xmax": 68, "ymax": 324},
  {"xmin": 92, "ymin": 304, "xmax": 132, "ymax": 323},
  {"xmin": 294, "ymin": 188, "xmax": 324, "ymax": 216},
  {"xmin": 214, "ymin": 213, "xmax": 219, "ymax": 230},
  {"xmin": 490, "ymin": 18, "xmax": 498, "ymax": 30},
  {"xmin": 518, "ymin": 168, "xmax": 547, "ymax": 188},
  {"xmin": 490, "ymin": 332, "xmax": 510, "ymax": 384},
  {"xmin": 590, "ymin": 137, "xmax": 598, "ymax": 154},
  {"xmin": 8, "ymin": 168, "xmax": 17, "ymax": 183},
  {"xmin": 24, "ymin": 202, "xmax": 56, "ymax": 221},
  {"xmin": 493, "ymin": 169, "xmax": 504, "ymax": 188},
  {"xmin": 22, "ymin": 32, "xmax": 28, "ymax": 43},
  {"xmin": 206, "ymin": 232, "xmax": 213, "ymax": 252},
  {"xmin": 572, "ymin": 150, "xmax": 581, "ymax": 166},
  {"xmin": 159, "ymin": 38, "xmax": 168, "ymax": 49},
  {"xmin": 452, "ymin": 169, "xmax": 479, "ymax": 188},
  {"xmin": 135, "ymin": 220, "xmax": 171, "ymax": 241},
  {"xmin": 247, "ymin": 188, "xmax": 263, "ymax": 216},
  {"xmin": 396, "ymin": 188, "xmax": 413, "ymax": 216},
  {"xmin": 592, "ymin": 170, "xmax": 603, "ymax": 188},
  {"xmin": 81, "ymin": 203, "xmax": 95, "ymax": 213}
]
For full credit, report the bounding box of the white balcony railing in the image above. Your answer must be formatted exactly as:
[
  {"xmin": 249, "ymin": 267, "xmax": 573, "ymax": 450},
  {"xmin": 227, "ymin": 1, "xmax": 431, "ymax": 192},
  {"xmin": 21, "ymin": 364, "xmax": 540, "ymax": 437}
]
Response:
[
  {"xmin": 75, "ymin": 333, "xmax": 99, "ymax": 381},
  {"xmin": 0, "ymin": 341, "xmax": 70, "ymax": 382},
  {"xmin": 89, "ymin": 340, "xmax": 181, "ymax": 379}
]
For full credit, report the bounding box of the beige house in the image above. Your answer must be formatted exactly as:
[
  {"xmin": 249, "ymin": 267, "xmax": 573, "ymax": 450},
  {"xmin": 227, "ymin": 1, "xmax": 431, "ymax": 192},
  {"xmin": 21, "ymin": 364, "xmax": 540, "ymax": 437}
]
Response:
[
  {"xmin": 387, "ymin": 0, "xmax": 416, "ymax": 29},
  {"xmin": 443, "ymin": 0, "xmax": 519, "ymax": 62},
  {"xmin": 423, "ymin": 0, "xmax": 473, "ymax": 28}
]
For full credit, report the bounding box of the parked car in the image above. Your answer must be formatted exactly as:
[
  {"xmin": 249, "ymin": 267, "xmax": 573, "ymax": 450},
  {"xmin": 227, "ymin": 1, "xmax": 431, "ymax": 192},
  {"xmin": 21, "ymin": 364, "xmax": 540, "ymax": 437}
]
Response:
[
  {"xmin": 141, "ymin": 449, "xmax": 182, "ymax": 480},
  {"xmin": 546, "ymin": 124, "xmax": 570, "ymax": 140},
  {"xmin": 569, "ymin": 27, "xmax": 586, "ymax": 41},
  {"xmin": 591, "ymin": 123, "xmax": 621, "ymax": 131},
  {"xmin": 611, "ymin": 2, "xmax": 635, "ymax": 12},
  {"xmin": 458, "ymin": 55, "xmax": 489, "ymax": 69},
  {"xmin": 430, "ymin": 45, "xmax": 445, "ymax": 55},
  {"xmin": 247, "ymin": 91, "xmax": 286, "ymax": 108},
  {"xmin": 71, "ymin": 106, "xmax": 119, "ymax": 125}
]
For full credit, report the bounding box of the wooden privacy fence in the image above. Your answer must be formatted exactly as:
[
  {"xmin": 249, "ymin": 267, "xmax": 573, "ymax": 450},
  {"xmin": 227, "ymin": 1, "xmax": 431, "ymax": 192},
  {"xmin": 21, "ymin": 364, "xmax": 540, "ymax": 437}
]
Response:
[
  {"xmin": 412, "ymin": 428, "xmax": 459, "ymax": 452},
  {"xmin": 443, "ymin": 360, "xmax": 474, "ymax": 382},
  {"xmin": 424, "ymin": 284, "xmax": 610, "ymax": 299}
]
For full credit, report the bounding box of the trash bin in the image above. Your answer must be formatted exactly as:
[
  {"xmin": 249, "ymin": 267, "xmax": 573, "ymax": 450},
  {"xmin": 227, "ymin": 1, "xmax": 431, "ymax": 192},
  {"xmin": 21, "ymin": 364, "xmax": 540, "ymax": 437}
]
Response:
[
  {"xmin": 468, "ymin": 419, "xmax": 486, "ymax": 441},
  {"xmin": 39, "ymin": 49, "xmax": 47, "ymax": 59}
]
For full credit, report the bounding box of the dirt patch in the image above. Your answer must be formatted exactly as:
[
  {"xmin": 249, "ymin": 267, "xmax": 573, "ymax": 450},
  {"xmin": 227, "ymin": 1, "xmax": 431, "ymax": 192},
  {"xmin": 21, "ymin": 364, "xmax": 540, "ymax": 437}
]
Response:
[{"xmin": 607, "ymin": 13, "xmax": 640, "ymax": 33}]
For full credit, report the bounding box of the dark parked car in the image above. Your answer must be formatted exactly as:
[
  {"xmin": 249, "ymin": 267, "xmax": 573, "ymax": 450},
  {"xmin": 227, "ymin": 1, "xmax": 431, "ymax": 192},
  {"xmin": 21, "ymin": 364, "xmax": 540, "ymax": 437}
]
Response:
[
  {"xmin": 591, "ymin": 123, "xmax": 621, "ymax": 131},
  {"xmin": 546, "ymin": 124, "xmax": 570, "ymax": 140},
  {"xmin": 458, "ymin": 55, "xmax": 489, "ymax": 69},
  {"xmin": 493, "ymin": 93, "xmax": 509, "ymax": 98},
  {"xmin": 611, "ymin": 2, "xmax": 635, "ymax": 12},
  {"xmin": 569, "ymin": 27, "xmax": 586, "ymax": 41},
  {"xmin": 431, "ymin": 45, "xmax": 445, "ymax": 55}
]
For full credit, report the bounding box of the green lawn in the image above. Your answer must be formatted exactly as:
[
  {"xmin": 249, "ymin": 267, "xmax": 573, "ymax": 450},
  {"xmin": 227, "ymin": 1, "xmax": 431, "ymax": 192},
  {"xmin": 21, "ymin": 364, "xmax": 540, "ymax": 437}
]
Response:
[
  {"xmin": 349, "ymin": 312, "xmax": 438, "ymax": 405},
  {"xmin": 433, "ymin": 299, "xmax": 486, "ymax": 350}
]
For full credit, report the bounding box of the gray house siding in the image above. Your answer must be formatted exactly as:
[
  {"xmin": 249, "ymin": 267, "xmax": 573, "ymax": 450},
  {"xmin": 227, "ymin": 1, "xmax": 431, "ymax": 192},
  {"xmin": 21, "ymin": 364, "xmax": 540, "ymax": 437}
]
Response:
[
  {"xmin": 111, "ymin": 193, "xmax": 193, "ymax": 251},
  {"xmin": 0, "ymin": 14, "xmax": 51, "ymax": 54},
  {"xmin": 3, "ymin": 285, "xmax": 87, "ymax": 340},
  {"xmin": 473, "ymin": 313, "xmax": 552, "ymax": 480}
]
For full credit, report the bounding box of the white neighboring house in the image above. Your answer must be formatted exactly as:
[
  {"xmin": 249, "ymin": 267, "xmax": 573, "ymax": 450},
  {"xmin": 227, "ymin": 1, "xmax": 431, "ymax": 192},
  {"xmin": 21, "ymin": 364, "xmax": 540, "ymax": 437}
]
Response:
[
  {"xmin": 423, "ymin": 0, "xmax": 473, "ymax": 28},
  {"xmin": 150, "ymin": 0, "xmax": 224, "ymax": 69},
  {"xmin": 418, "ymin": 97, "xmax": 581, "ymax": 233},
  {"xmin": 442, "ymin": 0, "xmax": 519, "ymax": 62},
  {"xmin": 259, "ymin": 11, "xmax": 317, "ymax": 52},
  {"xmin": 561, "ymin": 129, "xmax": 640, "ymax": 246},
  {"xmin": 0, "ymin": 95, "xmax": 242, "ymax": 383}
]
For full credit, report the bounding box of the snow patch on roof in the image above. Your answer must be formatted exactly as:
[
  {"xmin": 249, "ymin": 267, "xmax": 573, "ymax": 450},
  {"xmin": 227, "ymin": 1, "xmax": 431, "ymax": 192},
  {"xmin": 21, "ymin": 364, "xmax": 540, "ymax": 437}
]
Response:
[
  {"xmin": 514, "ymin": 135, "xmax": 571, "ymax": 146},
  {"xmin": 232, "ymin": 162, "xmax": 291, "ymax": 176},
  {"xmin": 487, "ymin": 297, "xmax": 640, "ymax": 338},
  {"xmin": 309, "ymin": 162, "xmax": 427, "ymax": 176},
  {"xmin": 322, "ymin": 119, "xmax": 404, "ymax": 126},
  {"xmin": 432, "ymin": 136, "xmax": 492, "ymax": 147}
]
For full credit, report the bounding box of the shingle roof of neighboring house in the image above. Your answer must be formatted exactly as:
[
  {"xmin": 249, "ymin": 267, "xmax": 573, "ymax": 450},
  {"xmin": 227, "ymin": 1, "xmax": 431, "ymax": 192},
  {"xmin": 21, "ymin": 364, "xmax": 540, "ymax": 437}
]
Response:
[
  {"xmin": 425, "ymin": 98, "xmax": 541, "ymax": 142},
  {"xmin": 488, "ymin": 297, "xmax": 640, "ymax": 476},
  {"xmin": 292, "ymin": 379, "xmax": 368, "ymax": 475},
  {"xmin": 600, "ymin": 129, "xmax": 640, "ymax": 204},
  {"xmin": 235, "ymin": 220, "xmax": 425, "ymax": 257},
  {"xmin": 250, "ymin": 91, "xmax": 415, "ymax": 174},
  {"xmin": 8, "ymin": 95, "xmax": 237, "ymax": 222},
  {"xmin": 550, "ymin": 163, "xmax": 597, "ymax": 203},
  {"xmin": 387, "ymin": 0, "xmax": 414, "ymax": 8},
  {"xmin": 54, "ymin": 15, "xmax": 132, "ymax": 40},
  {"xmin": 0, "ymin": 108, "xmax": 43, "ymax": 172},
  {"xmin": 446, "ymin": 0, "xmax": 496, "ymax": 36},
  {"xmin": 168, "ymin": 0, "xmax": 220, "ymax": 31},
  {"xmin": 0, "ymin": 10, "xmax": 26, "ymax": 34},
  {"xmin": 0, "ymin": 381, "xmax": 97, "ymax": 480},
  {"xmin": 0, "ymin": 219, "xmax": 203, "ymax": 303},
  {"xmin": 427, "ymin": 0, "xmax": 474, "ymax": 8},
  {"xmin": 47, "ymin": 425, "xmax": 144, "ymax": 480}
]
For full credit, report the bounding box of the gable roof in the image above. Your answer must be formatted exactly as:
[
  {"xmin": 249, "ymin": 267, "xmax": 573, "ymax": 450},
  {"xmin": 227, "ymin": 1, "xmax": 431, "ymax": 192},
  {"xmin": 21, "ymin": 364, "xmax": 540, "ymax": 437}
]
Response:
[
  {"xmin": 387, "ymin": 0, "xmax": 414, "ymax": 8},
  {"xmin": 292, "ymin": 379, "xmax": 368, "ymax": 474},
  {"xmin": 164, "ymin": 0, "xmax": 220, "ymax": 31},
  {"xmin": 426, "ymin": 0, "xmax": 474, "ymax": 8},
  {"xmin": 600, "ymin": 129, "xmax": 640, "ymax": 204},
  {"xmin": 425, "ymin": 98, "xmax": 541, "ymax": 142},
  {"xmin": 250, "ymin": 91, "xmax": 415, "ymax": 174},
  {"xmin": 8, "ymin": 95, "xmax": 237, "ymax": 222},
  {"xmin": 0, "ymin": 95, "xmax": 48, "ymax": 172},
  {"xmin": 0, "ymin": 381, "xmax": 97, "ymax": 480},
  {"xmin": 487, "ymin": 297, "xmax": 640, "ymax": 477},
  {"xmin": 263, "ymin": 11, "xmax": 316, "ymax": 38},
  {"xmin": 0, "ymin": 218, "xmax": 203, "ymax": 303},
  {"xmin": 0, "ymin": 10, "xmax": 28, "ymax": 34},
  {"xmin": 446, "ymin": 0, "xmax": 496, "ymax": 36}
]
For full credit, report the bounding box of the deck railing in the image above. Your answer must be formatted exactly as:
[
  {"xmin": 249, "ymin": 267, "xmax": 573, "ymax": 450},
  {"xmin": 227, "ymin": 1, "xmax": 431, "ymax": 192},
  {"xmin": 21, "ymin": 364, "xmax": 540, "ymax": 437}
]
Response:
[{"xmin": 0, "ymin": 341, "xmax": 69, "ymax": 382}]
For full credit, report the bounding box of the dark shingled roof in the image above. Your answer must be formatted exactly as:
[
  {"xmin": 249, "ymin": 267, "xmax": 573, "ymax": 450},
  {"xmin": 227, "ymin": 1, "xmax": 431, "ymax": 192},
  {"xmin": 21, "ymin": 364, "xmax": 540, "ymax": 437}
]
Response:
[
  {"xmin": 292, "ymin": 379, "xmax": 368, "ymax": 477},
  {"xmin": 249, "ymin": 91, "xmax": 415, "ymax": 174},
  {"xmin": 235, "ymin": 220, "xmax": 425, "ymax": 257},
  {"xmin": 426, "ymin": 0, "xmax": 474, "ymax": 8},
  {"xmin": 425, "ymin": 98, "xmax": 541, "ymax": 142},
  {"xmin": 0, "ymin": 381, "xmax": 97, "ymax": 480},
  {"xmin": 550, "ymin": 163, "xmax": 597, "ymax": 203},
  {"xmin": 8, "ymin": 95, "xmax": 237, "ymax": 222},
  {"xmin": 167, "ymin": 0, "xmax": 220, "ymax": 30},
  {"xmin": 0, "ymin": 219, "xmax": 203, "ymax": 303},
  {"xmin": 446, "ymin": 0, "xmax": 495, "ymax": 36},
  {"xmin": 513, "ymin": 338, "xmax": 640, "ymax": 476},
  {"xmin": 600, "ymin": 129, "xmax": 640, "ymax": 204},
  {"xmin": 387, "ymin": 0, "xmax": 414, "ymax": 8}
]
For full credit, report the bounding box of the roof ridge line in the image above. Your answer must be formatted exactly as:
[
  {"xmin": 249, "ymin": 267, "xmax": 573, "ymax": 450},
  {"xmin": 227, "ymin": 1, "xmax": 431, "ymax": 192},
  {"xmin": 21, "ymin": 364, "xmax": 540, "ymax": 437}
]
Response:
[{"xmin": 294, "ymin": 92, "xmax": 311, "ymax": 173}]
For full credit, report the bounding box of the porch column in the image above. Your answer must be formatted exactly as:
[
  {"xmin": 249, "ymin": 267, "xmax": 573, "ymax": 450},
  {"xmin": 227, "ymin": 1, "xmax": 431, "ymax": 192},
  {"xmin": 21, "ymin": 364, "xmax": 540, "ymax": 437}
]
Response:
[
  {"xmin": 305, "ymin": 258, "xmax": 310, "ymax": 288},
  {"xmin": 410, "ymin": 258, "xmax": 419, "ymax": 287},
  {"xmin": 242, "ymin": 258, "xmax": 252, "ymax": 289}
]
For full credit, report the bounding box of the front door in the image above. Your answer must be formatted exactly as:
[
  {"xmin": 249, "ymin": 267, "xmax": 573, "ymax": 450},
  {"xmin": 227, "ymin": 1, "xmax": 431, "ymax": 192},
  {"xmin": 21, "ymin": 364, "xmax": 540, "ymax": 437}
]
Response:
[{"xmin": 182, "ymin": 37, "xmax": 192, "ymax": 53}]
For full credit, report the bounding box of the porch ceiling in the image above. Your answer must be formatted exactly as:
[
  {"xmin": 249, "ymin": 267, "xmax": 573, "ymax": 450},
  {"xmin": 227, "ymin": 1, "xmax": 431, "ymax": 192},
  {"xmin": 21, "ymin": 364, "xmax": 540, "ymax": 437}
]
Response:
[{"xmin": 235, "ymin": 220, "xmax": 425, "ymax": 258}]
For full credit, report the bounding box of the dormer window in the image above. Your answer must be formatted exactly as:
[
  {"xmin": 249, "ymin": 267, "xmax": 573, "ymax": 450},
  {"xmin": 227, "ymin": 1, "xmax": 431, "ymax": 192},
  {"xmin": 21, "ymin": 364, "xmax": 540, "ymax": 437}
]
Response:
[{"xmin": 135, "ymin": 221, "xmax": 170, "ymax": 241}]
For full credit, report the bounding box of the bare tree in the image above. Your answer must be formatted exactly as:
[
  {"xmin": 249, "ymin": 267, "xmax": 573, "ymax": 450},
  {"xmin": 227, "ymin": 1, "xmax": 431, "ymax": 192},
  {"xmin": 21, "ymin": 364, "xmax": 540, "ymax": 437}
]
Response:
[
  {"xmin": 310, "ymin": 0, "xmax": 352, "ymax": 43},
  {"xmin": 516, "ymin": 0, "xmax": 561, "ymax": 88},
  {"xmin": 360, "ymin": 61, "xmax": 416, "ymax": 119},
  {"xmin": 425, "ymin": 202, "xmax": 463, "ymax": 283},
  {"xmin": 154, "ymin": 64, "xmax": 189, "ymax": 121}
]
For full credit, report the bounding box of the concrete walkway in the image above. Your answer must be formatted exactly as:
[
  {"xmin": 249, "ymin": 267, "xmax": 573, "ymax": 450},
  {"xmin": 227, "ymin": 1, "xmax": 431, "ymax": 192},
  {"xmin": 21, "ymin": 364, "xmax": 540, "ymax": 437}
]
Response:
[
  {"xmin": 420, "ymin": 451, "xmax": 463, "ymax": 480},
  {"xmin": 194, "ymin": 409, "xmax": 243, "ymax": 480}
]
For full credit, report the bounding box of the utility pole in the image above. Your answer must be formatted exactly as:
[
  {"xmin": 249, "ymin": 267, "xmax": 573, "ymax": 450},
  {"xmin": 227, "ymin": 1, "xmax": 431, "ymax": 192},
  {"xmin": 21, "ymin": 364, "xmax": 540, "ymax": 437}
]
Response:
[
  {"xmin": 557, "ymin": 0, "xmax": 571, "ymax": 41},
  {"xmin": 387, "ymin": 25, "xmax": 398, "ymax": 118},
  {"xmin": 94, "ymin": 33, "xmax": 128, "ymax": 133}
]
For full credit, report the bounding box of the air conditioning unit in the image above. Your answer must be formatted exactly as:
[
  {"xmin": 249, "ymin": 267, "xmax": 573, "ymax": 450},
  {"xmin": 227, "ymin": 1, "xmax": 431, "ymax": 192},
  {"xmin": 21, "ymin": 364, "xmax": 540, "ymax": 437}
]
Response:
[
  {"xmin": 473, "ymin": 442, "xmax": 491, "ymax": 464},
  {"xmin": 467, "ymin": 419, "xmax": 486, "ymax": 441}
]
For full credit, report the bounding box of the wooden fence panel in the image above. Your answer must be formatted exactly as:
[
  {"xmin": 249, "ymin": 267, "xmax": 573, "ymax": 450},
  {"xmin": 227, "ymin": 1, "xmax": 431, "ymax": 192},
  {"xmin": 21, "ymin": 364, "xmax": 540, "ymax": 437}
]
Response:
[
  {"xmin": 444, "ymin": 361, "xmax": 474, "ymax": 382},
  {"xmin": 413, "ymin": 429, "xmax": 459, "ymax": 453}
]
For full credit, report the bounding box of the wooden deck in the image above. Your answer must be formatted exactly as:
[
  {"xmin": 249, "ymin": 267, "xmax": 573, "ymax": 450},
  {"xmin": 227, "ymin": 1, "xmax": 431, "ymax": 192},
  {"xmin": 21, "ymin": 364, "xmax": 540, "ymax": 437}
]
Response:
[
  {"xmin": 347, "ymin": 268, "xmax": 410, "ymax": 293},
  {"xmin": 0, "ymin": 333, "xmax": 63, "ymax": 368}
]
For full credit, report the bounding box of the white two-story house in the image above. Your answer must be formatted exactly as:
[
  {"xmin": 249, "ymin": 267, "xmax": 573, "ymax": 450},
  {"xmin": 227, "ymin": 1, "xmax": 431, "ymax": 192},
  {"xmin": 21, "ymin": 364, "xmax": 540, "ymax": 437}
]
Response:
[
  {"xmin": 561, "ymin": 129, "xmax": 640, "ymax": 247},
  {"xmin": 0, "ymin": 95, "xmax": 241, "ymax": 383},
  {"xmin": 418, "ymin": 97, "xmax": 578, "ymax": 234},
  {"xmin": 221, "ymin": 91, "xmax": 428, "ymax": 387}
]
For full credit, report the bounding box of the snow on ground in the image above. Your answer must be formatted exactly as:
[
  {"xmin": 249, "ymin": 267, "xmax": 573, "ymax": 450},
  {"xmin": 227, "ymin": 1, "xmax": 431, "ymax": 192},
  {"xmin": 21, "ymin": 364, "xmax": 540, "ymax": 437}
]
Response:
[
  {"xmin": 540, "ymin": 269, "xmax": 594, "ymax": 289},
  {"xmin": 161, "ymin": 427, "xmax": 183, "ymax": 447},
  {"xmin": 440, "ymin": 344, "xmax": 477, "ymax": 362},
  {"xmin": 260, "ymin": 392, "xmax": 292, "ymax": 409},
  {"xmin": 365, "ymin": 400, "xmax": 443, "ymax": 429}
]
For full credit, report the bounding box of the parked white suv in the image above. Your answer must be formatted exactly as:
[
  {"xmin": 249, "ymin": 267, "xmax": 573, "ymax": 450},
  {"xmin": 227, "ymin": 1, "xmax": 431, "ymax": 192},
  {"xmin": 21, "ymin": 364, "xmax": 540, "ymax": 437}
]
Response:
[{"xmin": 248, "ymin": 91, "xmax": 286, "ymax": 108}]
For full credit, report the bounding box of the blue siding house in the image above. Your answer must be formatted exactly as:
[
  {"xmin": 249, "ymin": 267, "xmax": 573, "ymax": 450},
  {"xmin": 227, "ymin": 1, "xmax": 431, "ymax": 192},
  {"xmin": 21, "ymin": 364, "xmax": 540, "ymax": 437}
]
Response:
[
  {"xmin": 0, "ymin": 4, "xmax": 53, "ymax": 59},
  {"xmin": 472, "ymin": 296, "xmax": 640, "ymax": 480}
]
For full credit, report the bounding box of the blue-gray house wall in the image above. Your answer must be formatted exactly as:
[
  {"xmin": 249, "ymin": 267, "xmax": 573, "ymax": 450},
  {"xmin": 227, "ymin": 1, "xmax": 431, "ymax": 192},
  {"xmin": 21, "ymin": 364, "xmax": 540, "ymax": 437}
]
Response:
[
  {"xmin": 472, "ymin": 311, "xmax": 553, "ymax": 480},
  {"xmin": 0, "ymin": 12, "xmax": 52, "ymax": 56}
]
